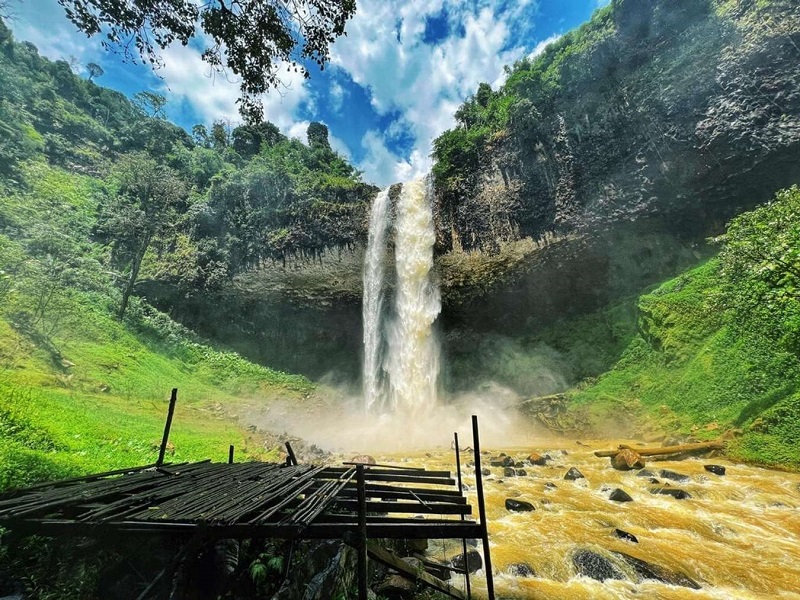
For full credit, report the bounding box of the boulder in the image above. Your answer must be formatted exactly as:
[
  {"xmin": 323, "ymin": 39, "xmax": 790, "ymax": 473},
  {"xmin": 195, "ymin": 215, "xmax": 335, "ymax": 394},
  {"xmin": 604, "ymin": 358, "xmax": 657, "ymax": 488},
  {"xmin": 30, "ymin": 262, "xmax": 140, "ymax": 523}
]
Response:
[
  {"xmin": 505, "ymin": 498, "xmax": 535, "ymax": 512},
  {"xmin": 659, "ymin": 469, "xmax": 690, "ymax": 483},
  {"xmin": 572, "ymin": 550, "xmax": 625, "ymax": 581},
  {"xmin": 481, "ymin": 468, "xmax": 491, "ymax": 476},
  {"xmin": 503, "ymin": 467, "xmax": 517, "ymax": 477},
  {"xmin": 515, "ymin": 469, "xmax": 528, "ymax": 477},
  {"xmin": 611, "ymin": 449, "xmax": 645, "ymax": 471},
  {"xmin": 544, "ymin": 482, "xmax": 557, "ymax": 490},
  {"xmin": 564, "ymin": 467, "xmax": 585, "ymax": 481},
  {"xmin": 350, "ymin": 455, "xmax": 376, "ymax": 465},
  {"xmin": 651, "ymin": 487, "xmax": 692, "ymax": 500},
  {"xmin": 613, "ymin": 528, "xmax": 638, "ymax": 543},
  {"xmin": 375, "ymin": 574, "xmax": 416, "ymax": 599},
  {"xmin": 490, "ymin": 456, "xmax": 515, "ymax": 467},
  {"xmin": 704, "ymin": 464, "xmax": 726, "ymax": 476},
  {"xmin": 609, "ymin": 489, "xmax": 633, "ymax": 503},
  {"xmin": 452, "ymin": 550, "xmax": 482, "ymax": 574},
  {"xmin": 514, "ymin": 461, "xmax": 525, "ymax": 468},
  {"xmin": 613, "ymin": 552, "xmax": 701, "ymax": 589},
  {"xmin": 507, "ymin": 563, "xmax": 536, "ymax": 577},
  {"xmin": 528, "ymin": 453, "xmax": 548, "ymax": 466},
  {"xmin": 636, "ymin": 469, "xmax": 655, "ymax": 478}
]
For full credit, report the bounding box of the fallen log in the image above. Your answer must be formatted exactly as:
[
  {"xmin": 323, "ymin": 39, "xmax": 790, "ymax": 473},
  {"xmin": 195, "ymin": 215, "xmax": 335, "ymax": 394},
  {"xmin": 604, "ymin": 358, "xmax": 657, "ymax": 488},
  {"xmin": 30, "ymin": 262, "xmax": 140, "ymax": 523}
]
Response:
[{"xmin": 594, "ymin": 441, "xmax": 724, "ymax": 458}]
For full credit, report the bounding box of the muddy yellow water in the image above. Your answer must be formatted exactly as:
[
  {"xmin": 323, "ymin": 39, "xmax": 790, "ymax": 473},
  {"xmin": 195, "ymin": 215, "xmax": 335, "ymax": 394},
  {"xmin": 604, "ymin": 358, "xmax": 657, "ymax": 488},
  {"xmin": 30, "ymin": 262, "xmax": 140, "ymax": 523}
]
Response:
[{"xmin": 367, "ymin": 438, "xmax": 800, "ymax": 600}]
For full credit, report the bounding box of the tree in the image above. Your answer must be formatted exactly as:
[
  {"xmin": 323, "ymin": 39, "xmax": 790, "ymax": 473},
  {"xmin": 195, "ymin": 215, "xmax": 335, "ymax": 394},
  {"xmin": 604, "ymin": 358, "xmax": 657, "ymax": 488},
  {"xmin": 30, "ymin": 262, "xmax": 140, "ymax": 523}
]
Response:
[
  {"xmin": 133, "ymin": 91, "xmax": 167, "ymax": 118},
  {"xmin": 306, "ymin": 122, "xmax": 330, "ymax": 151},
  {"xmin": 86, "ymin": 61, "xmax": 104, "ymax": 82},
  {"xmin": 96, "ymin": 153, "xmax": 187, "ymax": 318},
  {"xmin": 57, "ymin": 0, "xmax": 356, "ymax": 121}
]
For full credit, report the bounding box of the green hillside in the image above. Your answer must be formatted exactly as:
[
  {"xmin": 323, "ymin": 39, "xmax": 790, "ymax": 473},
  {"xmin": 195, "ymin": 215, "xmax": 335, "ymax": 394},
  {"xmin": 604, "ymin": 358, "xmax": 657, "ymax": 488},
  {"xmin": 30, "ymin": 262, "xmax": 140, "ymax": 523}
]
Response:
[{"xmin": 567, "ymin": 186, "xmax": 800, "ymax": 468}]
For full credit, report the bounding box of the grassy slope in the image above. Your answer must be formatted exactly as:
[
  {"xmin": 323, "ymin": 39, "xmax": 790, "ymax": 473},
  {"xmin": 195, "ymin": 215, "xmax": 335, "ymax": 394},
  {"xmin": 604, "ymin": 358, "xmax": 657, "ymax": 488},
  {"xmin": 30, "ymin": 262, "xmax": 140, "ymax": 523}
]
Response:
[
  {"xmin": 568, "ymin": 259, "xmax": 800, "ymax": 468},
  {"xmin": 0, "ymin": 161, "xmax": 313, "ymax": 490}
]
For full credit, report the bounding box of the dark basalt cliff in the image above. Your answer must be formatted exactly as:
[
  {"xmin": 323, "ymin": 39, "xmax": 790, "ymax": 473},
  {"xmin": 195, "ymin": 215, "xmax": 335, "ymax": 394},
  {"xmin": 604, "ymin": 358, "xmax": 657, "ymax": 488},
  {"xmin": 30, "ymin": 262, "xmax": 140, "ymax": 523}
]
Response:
[
  {"xmin": 430, "ymin": 0, "xmax": 800, "ymax": 375},
  {"xmin": 154, "ymin": 0, "xmax": 800, "ymax": 387},
  {"xmin": 432, "ymin": 0, "xmax": 800, "ymax": 254}
]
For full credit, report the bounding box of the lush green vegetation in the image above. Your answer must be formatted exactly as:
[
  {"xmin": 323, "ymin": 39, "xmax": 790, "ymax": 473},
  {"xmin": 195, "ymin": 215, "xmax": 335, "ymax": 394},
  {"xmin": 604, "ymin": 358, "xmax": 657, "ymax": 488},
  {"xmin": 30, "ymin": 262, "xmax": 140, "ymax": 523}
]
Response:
[
  {"xmin": 0, "ymin": 157, "xmax": 313, "ymax": 490},
  {"xmin": 0, "ymin": 18, "xmax": 366, "ymax": 493},
  {"xmin": 567, "ymin": 186, "xmax": 800, "ymax": 468}
]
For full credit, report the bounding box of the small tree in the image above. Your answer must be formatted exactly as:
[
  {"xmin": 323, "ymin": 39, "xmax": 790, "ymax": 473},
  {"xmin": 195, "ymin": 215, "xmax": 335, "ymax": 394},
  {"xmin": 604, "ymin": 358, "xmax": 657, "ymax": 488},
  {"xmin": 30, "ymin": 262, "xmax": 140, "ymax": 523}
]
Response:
[
  {"xmin": 96, "ymin": 153, "xmax": 187, "ymax": 318},
  {"xmin": 133, "ymin": 91, "xmax": 168, "ymax": 119},
  {"xmin": 86, "ymin": 61, "xmax": 104, "ymax": 82}
]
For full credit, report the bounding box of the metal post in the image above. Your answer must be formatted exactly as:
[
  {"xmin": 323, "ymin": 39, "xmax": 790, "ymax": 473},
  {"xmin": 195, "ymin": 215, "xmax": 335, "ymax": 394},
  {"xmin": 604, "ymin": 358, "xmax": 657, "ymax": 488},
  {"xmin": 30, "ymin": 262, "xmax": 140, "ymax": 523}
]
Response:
[
  {"xmin": 285, "ymin": 441, "xmax": 298, "ymax": 466},
  {"xmin": 228, "ymin": 445, "xmax": 234, "ymax": 464},
  {"xmin": 471, "ymin": 415, "xmax": 495, "ymax": 600},
  {"xmin": 357, "ymin": 464, "xmax": 368, "ymax": 600},
  {"xmin": 454, "ymin": 432, "xmax": 472, "ymax": 599},
  {"xmin": 156, "ymin": 389, "xmax": 178, "ymax": 466}
]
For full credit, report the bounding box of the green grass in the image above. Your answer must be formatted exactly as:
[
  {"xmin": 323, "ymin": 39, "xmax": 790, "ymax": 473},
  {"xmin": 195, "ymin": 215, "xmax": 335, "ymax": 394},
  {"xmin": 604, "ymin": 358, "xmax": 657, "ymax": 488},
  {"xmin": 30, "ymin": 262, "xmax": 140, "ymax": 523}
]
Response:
[
  {"xmin": 0, "ymin": 161, "xmax": 314, "ymax": 491},
  {"xmin": 567, "ymin": 260, "xmax": 800, "ymax": 468}
]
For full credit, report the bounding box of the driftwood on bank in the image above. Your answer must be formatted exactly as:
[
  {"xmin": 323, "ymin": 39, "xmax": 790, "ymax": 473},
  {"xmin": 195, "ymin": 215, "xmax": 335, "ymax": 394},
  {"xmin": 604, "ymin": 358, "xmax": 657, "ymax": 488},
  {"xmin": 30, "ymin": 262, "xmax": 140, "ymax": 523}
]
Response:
[{"xmin": 594, "ymin": 441, "xmax": 724, "ymax": 458}]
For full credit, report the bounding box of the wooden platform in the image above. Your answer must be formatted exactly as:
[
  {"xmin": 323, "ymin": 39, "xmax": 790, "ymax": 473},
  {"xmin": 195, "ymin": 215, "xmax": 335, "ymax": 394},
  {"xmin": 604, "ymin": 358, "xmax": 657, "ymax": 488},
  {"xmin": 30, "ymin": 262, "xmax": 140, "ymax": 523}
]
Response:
[{"xmin": 0, "ymin": 461, "xmax": 481, "ymax": 541}]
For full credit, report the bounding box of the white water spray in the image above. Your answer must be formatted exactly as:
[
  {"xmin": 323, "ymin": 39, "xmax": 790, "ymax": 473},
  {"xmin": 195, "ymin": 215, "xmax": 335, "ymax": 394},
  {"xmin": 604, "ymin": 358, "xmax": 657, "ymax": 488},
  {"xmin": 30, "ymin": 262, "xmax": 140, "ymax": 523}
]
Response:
[
  {"xmin": 362, "ymin": 188, "xmax": 391, "ymax": 412},
  {"xmin": 362, "ymin": 178, "xmax": 441, "ymax": 416}
]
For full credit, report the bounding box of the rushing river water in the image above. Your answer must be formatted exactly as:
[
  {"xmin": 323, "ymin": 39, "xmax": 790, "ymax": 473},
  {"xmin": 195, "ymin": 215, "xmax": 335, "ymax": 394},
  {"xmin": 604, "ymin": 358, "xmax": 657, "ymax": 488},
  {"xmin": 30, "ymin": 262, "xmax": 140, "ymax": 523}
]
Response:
[{"xmin": 360, "ymin": 437, "xmax": 800, "ymax": 600}]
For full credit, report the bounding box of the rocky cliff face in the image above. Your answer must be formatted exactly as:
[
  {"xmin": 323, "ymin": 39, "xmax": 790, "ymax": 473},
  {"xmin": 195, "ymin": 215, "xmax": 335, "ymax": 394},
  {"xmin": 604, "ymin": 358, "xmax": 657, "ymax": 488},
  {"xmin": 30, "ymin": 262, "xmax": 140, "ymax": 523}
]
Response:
[{"xmin": 433, "ymin": 0, "xmax": 800, "ymax": 252}]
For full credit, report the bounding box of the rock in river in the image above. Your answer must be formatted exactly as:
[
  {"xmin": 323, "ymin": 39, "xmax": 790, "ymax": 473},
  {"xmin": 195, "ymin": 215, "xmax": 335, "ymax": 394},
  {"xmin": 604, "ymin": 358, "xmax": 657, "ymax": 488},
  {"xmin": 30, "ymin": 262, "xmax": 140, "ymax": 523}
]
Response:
[
  {"xmin": 505, "ymin": 498, "xmax": 535, "ymax": 512},
  {"xmin": 613, "ymin": 552, "xmax": 701, "ymax": 589},
  {"xmin": 452, "ymin": 549, "xmax": 482, "ymax": 574},
  {"xmin": 609, "ymin": 488, "xmax": 633, "ymax": 502},
  {"xmin": 704, "ymin": 464, "xmax": 726, "ymax": 476},
  {"xmin": 613, "ymin": 528, "xmax": 638, "ymax": 543},
  {"xmin": 564, "ymin": 467, "xmax": 585, "ymax": 481},
  {"xmin": 660, "ymin": 469, "xmax": 690, "ymax": 483},
  {"xmin": 651, "ymin": 487, "xmax": 692, "ymax": 500},
  {"xmin": 572, "ymin": 549, "xmax": 625, "ymax": 581},
  {"xmin": 611, "ymin": 449, "xmax": 645, "ymax": 471},
  {"xmin": 507, "ymin": 562, "xmax": 536, "ymax": 577}
]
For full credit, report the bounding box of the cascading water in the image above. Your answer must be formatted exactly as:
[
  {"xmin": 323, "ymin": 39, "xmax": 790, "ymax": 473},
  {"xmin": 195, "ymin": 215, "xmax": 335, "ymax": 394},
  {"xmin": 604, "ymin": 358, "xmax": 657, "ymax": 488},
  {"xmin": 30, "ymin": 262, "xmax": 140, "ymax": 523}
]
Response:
[
  {"xmin": 362, "ymin": 178, "xmax": 441, "ymax": 416},
  {"xmin": 362, "ymin": 188, "xmax": 391, "ymax": 412}
]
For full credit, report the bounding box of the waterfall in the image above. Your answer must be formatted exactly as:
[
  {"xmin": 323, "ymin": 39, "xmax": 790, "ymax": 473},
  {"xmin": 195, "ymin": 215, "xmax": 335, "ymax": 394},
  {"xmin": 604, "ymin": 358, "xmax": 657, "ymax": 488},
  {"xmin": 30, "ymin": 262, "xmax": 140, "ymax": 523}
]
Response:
[
  {"xmin": 362, "ymin": 178, "xmax": 441, "ymax": 416},
  {"xmin": 362, "ymin": 188, "xmax": 391, "ymax": 413}
]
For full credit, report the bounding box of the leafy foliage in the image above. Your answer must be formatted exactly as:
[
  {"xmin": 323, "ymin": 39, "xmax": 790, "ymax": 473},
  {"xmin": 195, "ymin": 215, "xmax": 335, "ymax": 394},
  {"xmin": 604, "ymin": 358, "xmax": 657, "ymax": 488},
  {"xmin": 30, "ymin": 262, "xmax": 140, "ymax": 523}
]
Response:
[
  {"xmin": 57, "ymin": 0, "xmax": 356, "ymax": 119},
  {"xmin": 570, "ymin": 186, "xmax": 800, "ymax": 468}
]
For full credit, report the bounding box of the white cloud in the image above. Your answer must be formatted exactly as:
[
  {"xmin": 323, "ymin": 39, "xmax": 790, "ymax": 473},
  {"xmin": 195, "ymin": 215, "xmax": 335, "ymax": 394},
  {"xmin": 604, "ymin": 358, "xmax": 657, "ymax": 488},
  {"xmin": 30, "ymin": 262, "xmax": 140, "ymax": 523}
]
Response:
[
  {"xmin": 329, "ymin": 80, "xmax": 346, "ymax": 113},
  {"xmin": 330, "ymin": 0, "xmax": 532, "ymax": 185},
  {"xmin": 358, "ymin": 130, "xmax": 430, "ymax": 187},
  {"xmin": 157, "ymin": 42, "xmax": 311, "ymax": 135}
]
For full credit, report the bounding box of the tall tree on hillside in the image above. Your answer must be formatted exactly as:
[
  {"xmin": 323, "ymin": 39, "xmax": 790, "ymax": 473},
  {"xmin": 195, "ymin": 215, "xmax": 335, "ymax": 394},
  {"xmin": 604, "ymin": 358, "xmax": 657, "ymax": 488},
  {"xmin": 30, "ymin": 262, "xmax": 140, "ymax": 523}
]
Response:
[
  {"xmin": 56, "ymin": 0, "xmax": 356, "ymax": 120},
  {"xmin": 96, "ymin": 154, "xmax": 187, "ymax": 318},
  {"xmin": 86, "ymin": 61, "xmax": 103, "ymax": 82}
]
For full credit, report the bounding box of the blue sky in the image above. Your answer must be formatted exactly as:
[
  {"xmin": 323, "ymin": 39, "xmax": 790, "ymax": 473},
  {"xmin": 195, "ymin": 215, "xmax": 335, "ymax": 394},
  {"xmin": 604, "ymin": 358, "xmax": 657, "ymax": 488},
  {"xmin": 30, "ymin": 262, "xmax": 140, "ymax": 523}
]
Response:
[{"xmin": 8, "ymin": 0, "xmax": 609, "ymax": 186}]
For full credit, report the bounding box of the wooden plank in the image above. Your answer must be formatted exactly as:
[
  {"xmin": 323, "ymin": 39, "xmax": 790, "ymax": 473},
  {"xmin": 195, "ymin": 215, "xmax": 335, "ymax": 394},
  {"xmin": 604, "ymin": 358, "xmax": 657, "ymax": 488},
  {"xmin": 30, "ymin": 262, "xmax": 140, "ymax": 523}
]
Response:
[
  {"xmin": 334, "ymin": 488, "xmax": 467, "ymax": 505},
  {"xmin": 593, "ymin": 441, "xmax": 724, "ymax": 458},
  {"xmin": 322, "ymin": 468, "xmax": 452, "ymax": 479},
  {"xmin": 332, "ymin": 500, "xmax": 471, "ymax": 515},
  {"xmin": 366, "ymin": 541, "xmax": 466, "ymax": 600}
]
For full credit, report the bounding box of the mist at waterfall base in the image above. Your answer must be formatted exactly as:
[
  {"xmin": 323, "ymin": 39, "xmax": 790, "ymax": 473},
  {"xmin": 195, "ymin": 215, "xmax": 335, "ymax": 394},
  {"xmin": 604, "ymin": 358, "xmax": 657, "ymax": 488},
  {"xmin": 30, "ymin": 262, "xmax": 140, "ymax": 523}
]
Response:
[{"xmin": 295, "ymin": 178, "xmax": 551, "ymax": 451}]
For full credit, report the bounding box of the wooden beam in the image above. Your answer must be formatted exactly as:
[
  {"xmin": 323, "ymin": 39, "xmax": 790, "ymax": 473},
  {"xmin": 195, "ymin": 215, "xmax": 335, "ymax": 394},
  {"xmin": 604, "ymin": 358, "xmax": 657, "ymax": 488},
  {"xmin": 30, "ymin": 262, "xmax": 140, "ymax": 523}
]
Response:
[
  {"xmin": 593, "ymin": 441, "xmax": 724, "ymax": 458},
  {"xmin": 332, "ymin": 500, "xmax": 471, "ymax": 515},
  {"xmin": 357, "ymin": 464, "xmax": 368, "ymax": 600},
  {"xmin": 472, "ymin": 415, "xmax": 495, "ymax": 600},
  {"xmin": 156, "ymin": 389, "xmax": 178, "ymax": 467},
  {"xmin": 454, "ymin": 431, "xmax": 472, "ymax": 599},
  {"xmin": 366, "ymin": 541, "xmax": 466, "ymax": 600}
]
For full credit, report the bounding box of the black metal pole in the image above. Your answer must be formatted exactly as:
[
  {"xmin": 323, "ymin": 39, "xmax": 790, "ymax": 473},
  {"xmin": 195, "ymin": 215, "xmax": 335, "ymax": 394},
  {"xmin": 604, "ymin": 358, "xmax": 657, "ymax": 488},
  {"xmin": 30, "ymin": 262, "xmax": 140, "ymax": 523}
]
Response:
[
  {"xmin": 285, "ymin": 441, "xmax": 298, "ymax": 466},
  {"xmin": 228, "ymin": 445, "xmax": 234, "ymax": 464},
  {"xmin": 357, "ymin": 464, "xmax": 368, "ymax": 600},
  {"xmin": 454, "ymin": 432, "xmax": 472, "ymax": 599},
  {"xmin": 471, "ymin": 415, "xmax": 495, "ymax": 600},
  {"xmin": 156, "ymin": 389, "xmax": 178, "ymax": 466}
]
